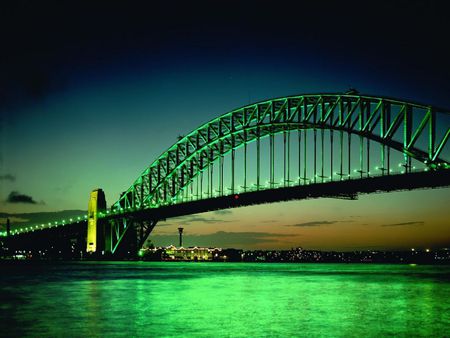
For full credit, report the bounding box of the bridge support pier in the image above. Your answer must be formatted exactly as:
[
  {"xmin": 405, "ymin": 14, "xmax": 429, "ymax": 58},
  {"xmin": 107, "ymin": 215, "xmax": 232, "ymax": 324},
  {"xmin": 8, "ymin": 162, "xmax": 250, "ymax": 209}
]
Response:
[{"xmin": 86, "ymin": 189, "xmax": 107, "ymax": 254}]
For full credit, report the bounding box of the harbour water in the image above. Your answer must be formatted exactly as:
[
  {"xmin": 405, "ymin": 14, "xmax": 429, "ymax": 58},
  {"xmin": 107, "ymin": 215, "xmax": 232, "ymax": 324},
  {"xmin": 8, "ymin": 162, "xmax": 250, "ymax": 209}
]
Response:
[{"xmin": 0, "ymin": 262, "xmax": 449, "ymax": 337}]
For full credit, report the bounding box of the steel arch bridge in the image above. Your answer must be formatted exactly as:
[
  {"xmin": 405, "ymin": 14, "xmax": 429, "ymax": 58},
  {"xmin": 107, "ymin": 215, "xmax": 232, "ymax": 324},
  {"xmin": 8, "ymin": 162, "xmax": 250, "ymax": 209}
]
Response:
[
  {"xmin": 102, "ymin": 93, "xmax": 450, "ymax": 255},
  {"xmin": 3, "ymin": 93, "xmax": 450, "ymax": 256}
]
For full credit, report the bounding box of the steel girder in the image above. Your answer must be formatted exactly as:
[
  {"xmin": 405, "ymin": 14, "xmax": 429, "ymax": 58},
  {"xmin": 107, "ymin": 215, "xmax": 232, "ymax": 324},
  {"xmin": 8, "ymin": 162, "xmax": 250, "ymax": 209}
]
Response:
[{"xmin": 109, "ymin": 218, "xmax": 157, "ymax": 255}]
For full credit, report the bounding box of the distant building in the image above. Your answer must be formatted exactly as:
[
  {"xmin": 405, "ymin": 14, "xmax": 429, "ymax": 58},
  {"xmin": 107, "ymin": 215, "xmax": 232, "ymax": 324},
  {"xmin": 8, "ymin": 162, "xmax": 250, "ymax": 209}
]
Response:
[
  {"xmin": 140, "ymin": 245, "xmax": 224, "ymax": 261},
  {"xmin": 164, "ymin": 245, "xmax": 222, "ymax": 261}
]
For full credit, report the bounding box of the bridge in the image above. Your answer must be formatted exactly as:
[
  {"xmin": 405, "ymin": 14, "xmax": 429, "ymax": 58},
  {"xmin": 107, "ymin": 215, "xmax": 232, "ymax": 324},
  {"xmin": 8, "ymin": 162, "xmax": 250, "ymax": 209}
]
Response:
[{"xmin": 2, "ymin": 93, "xmax": 450, "ymax": 257}]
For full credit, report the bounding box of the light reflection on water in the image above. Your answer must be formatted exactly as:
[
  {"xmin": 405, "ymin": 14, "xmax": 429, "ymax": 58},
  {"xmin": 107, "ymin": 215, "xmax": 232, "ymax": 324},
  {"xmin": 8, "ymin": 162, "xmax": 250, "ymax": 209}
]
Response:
[{"xmin": 0, "ymin": 262, "xmax": 449, "ymax": 337}]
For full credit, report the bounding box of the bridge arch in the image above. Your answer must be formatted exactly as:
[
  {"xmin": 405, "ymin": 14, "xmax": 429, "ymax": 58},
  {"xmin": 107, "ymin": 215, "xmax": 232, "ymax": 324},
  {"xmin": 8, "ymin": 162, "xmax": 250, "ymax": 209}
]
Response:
[
  {"xmin": 5, "ymin": 94, "xmax": 450, "ymax": 256},
  {"xmin": 112, "ymin": 93, "xmax": 450, "ymax": 212}
]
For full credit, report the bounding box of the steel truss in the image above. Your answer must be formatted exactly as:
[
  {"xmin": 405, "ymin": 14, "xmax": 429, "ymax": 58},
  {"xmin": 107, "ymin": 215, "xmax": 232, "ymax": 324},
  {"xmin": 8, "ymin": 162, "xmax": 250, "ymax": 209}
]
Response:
[{"xmin": 108, "ymin": 93, "xmax": 450, "ymax": 254}]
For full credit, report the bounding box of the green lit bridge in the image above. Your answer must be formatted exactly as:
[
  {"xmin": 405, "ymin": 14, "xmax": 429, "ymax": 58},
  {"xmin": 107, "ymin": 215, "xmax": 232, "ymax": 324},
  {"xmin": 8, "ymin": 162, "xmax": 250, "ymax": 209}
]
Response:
[{"xmin": 3, "ymin": 93, "xmax": 450, "ymax": 257}]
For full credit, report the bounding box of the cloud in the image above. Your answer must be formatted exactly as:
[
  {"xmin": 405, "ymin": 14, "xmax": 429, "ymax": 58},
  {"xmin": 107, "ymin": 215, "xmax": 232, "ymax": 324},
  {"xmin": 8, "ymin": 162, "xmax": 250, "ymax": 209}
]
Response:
[
  {"xmin": 149, "ymin": 231, "xmax": 294, "ymax": 248},
  {"xmin": 166, "ymin": 215, "xmax": 232, "ymax": 225},
  {"xmin": 285, "ymin": 220, "xmax": 339, "ymax": 227},
  {"xmin": 6, "ymin": 191, "xmax": 39, "ymax": 204},
  {"xmin": 213, "ymin": 209, "xmax": 233, "ymax": 215},
  {"xmin": 186, "ymin": 216, "xmax": 231, "ymax": 224},
  {"xmin": 380, "ymin": 221, "xmax": 424, "ymax": 227},
  {"xmin": 0, "ymin": 174, "xmax": 15, "ymax": 182}
]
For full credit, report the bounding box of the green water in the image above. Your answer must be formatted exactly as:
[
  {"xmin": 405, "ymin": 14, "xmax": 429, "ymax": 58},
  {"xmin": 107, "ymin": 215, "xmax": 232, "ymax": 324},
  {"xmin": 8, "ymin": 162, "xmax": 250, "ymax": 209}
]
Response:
[{"xmin": 0, "ymin": 262, "xmax": 449, "ymax": 337}]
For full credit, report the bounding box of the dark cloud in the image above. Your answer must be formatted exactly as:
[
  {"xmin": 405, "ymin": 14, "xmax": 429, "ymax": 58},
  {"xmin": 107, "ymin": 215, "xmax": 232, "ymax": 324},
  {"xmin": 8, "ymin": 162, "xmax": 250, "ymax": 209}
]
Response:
[
  {"xmin": 6, "ymin": 191, "xmax": 38, "ymax": 204},
  {"xmin": 149, "ymin": 231, "xmax": 294, "ymax": 248},
  {"xmin": 285, "ymin": 221, "xmax": 338, "ymax": 227},
  {"xmin": 186, "ymin": 216, "xmax": 231, "ymax": 224},
  {"xmin": 168, "ymin": 215, "xmax": 231, "ymax": 225},
  {"xmin": 380, "ymin": 221, "xmax": 424, "ymax": 227},
  {"xmin": 213, "ymin": 209, "xmax": 233, "ymax": 215},
  {"xmin": 0, "ymin": 174, "xmax": 15, "ymax": 182}
]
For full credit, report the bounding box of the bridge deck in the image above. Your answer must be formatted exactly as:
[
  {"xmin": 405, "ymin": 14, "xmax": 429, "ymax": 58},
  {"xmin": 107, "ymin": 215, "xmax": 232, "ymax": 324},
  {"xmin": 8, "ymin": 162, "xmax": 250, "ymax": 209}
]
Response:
[{"xmin": 106, "ymin": 170, "xmax": 450, "ymax": 222}]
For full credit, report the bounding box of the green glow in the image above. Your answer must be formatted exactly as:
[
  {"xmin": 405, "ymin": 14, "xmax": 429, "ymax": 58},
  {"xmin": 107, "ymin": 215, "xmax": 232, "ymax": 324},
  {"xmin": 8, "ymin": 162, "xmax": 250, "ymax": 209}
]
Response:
[{"xmin": 1, "ymin": 263, "xmax": 448, "ymax": 336}]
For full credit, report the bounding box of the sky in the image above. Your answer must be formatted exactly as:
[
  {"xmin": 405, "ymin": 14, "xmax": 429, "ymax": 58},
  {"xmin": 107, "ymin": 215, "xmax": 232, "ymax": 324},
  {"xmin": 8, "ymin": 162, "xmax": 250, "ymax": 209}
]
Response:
[{"xmin": 0, "ymin": 0, "xmax": 449, "ymax": 250}]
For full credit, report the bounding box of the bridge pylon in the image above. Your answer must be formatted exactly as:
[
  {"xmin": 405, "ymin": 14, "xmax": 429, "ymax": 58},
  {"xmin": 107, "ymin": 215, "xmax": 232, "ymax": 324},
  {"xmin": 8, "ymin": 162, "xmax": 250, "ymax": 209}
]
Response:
[{"xmin": 86, "ymin": 189, "xmax": 109, "ymax": 254}]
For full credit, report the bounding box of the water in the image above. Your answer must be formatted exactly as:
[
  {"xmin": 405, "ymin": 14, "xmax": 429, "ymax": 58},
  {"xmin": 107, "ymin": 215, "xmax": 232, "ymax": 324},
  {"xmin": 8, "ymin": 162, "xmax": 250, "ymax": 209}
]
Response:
[{"xmin": 0, "ymin": 262, "xmax": 449, "ymax": 337}]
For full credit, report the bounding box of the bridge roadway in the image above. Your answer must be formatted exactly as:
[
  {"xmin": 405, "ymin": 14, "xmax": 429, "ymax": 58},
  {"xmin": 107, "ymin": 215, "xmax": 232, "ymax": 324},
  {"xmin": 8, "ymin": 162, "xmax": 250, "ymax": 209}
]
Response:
[{"xmin": 104, "ymin": 170, "xmax": 450, "ymax": 222}]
